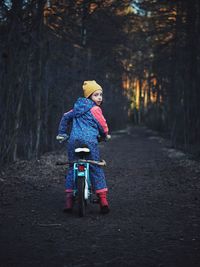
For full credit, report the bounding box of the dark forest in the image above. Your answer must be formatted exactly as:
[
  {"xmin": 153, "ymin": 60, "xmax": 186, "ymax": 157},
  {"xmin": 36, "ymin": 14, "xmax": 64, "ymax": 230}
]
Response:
[{"xmin": 0, "ymin": 0, "xmax": 200, "ymax": 165}]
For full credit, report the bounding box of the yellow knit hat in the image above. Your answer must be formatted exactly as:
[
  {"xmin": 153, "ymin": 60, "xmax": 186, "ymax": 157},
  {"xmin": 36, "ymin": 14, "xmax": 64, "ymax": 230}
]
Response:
[{"xmin": 82, "ymin": 80, "xmax": 102, "ymax": 98}]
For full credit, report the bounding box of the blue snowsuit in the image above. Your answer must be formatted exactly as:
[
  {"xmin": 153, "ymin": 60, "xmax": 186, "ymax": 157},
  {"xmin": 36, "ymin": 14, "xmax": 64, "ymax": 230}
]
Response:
[{"xmin": 58, "ymin": 97, "xmax": 109, "ymax": 193}]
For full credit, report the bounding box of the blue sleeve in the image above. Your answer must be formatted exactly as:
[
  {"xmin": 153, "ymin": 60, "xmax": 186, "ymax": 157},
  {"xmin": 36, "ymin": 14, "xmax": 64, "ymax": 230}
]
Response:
[{"xmin": 58, "ymin": 110, "xmax": 74, "ymax": 134}]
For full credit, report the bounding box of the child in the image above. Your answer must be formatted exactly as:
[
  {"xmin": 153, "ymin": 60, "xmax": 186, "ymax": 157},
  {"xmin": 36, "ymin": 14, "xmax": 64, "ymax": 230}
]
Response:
[{"xmin": 56, "ymin": 80, "xmax": 110, "ymax": 214}]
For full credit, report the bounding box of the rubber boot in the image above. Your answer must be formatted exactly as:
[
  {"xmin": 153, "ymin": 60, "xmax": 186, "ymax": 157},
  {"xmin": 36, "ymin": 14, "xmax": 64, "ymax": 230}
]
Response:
[
  {"xmin": 63, "ymin": 192, "xmax": 73, "ymax": 213},
  {"xmin": 98, "ymin": 191, "xmax": 110, "ymax": 214}
]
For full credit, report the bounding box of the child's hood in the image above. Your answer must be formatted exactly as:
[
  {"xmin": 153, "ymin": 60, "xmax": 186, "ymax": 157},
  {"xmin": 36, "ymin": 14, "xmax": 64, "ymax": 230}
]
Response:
[{"xmin": 73, "ymin": 97, "xmax": 95, "ymax": 117}]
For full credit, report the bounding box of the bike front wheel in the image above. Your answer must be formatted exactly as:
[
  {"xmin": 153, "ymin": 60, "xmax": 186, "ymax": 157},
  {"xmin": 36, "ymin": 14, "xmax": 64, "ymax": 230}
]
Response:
[{"xmin": 77, "ymin": 176, "xmax": 86, "ymax": 217}]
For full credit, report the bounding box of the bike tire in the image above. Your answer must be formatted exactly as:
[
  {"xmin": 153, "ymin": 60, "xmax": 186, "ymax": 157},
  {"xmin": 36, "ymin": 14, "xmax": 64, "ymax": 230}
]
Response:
[{"xmin": 77, "ymin": 176, "xmax": 86, "ymax": 217}]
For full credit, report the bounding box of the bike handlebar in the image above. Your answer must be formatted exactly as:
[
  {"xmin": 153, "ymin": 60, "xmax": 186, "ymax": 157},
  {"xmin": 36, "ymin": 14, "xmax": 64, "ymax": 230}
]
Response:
[
  {"xmin": 56, "ymin": 134, "xmax": 111, "ymax": 144},
  {"xmin": 97, "ymin": 134, "xmax": 111, "ymax": 142},
  {"xmin": 56, "ymin": 159, "xmax": 106, "ymax": 167}
]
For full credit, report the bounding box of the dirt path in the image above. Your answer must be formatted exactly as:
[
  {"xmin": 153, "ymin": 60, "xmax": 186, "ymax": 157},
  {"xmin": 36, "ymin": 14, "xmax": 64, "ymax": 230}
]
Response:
[{"xmin": 1, "ymin": 126, "xmax": 200, "ymax": 267}]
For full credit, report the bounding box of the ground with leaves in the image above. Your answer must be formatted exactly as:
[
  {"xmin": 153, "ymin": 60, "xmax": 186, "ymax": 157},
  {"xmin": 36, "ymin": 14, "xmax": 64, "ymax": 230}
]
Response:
[{"xmin": 1, "ymin": 126, "xmax": 200, "ymax": 267}]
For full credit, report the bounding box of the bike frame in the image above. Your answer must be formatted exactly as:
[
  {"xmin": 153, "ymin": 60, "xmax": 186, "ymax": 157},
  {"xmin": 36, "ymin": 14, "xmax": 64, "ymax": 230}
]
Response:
[
  {"xmin": 73, "ymin": 161, "xmax": 91, "ymax": 200},
  {"xmin": 56, "ymin": 152, "xmax": 106, "ymax": 216}
]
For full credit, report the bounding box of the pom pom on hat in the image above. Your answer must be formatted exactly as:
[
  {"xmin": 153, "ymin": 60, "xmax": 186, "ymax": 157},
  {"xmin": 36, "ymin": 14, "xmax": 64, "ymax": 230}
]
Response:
[{"xmin": 82, "ymin": 80, "xmax": 102, "ymax": 98}]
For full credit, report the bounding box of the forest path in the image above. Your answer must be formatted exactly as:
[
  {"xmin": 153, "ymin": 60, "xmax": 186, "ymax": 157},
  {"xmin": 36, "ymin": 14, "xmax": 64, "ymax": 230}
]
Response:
[{"xmin": 1, "ymin": 126, "xmax": 200, "ymax": 267}]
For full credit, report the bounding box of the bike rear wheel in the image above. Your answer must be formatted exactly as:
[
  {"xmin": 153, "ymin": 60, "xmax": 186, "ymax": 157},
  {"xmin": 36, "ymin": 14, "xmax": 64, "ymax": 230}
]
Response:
[{"xmin": 77, "ymin": 176, "xmax": 86, "ymax": 217}]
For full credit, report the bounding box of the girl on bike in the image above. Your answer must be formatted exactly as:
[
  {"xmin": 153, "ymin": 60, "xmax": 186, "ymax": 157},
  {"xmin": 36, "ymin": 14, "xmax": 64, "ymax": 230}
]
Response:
[{"xmin": 57, "ymin": 80, "xmax": 110, "ymax": 214}]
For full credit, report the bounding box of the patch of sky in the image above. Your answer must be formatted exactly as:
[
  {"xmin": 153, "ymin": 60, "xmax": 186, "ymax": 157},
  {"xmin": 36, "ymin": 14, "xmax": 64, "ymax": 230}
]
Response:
[
  {"xmin": 3, "ymin": 0, "xmax": 30, "ymax": 10},
  {"xmin": 4, "ymin": 0, "xmax": 12, "ymax": 9},
  {"xmin": 131, "ymin": 1, "xmax": 151, "ymax": 17}
]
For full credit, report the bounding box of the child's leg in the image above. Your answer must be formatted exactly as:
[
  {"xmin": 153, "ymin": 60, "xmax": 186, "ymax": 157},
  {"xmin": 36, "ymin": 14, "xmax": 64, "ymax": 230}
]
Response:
[
  {"xmin": 89, "ymin": 164, "xmax": 107, "ymax": 189},
  {"xmin": 89, "ymin": 165, "xmax": 110, "ymax": 214},
  {"xmin": 96, "ymin": 189, "xmax": 110, "ymax": 214},
  {"xmin": 86, "ymin": 142, "xmax": 110, "ymax": 213},
  {"xmin": 63, "ymin": 168, "xmax": 74, "ymax": 212},
  {"xmin": 63, "ymin": 191, "xmax": 73, "ymax": 212}
]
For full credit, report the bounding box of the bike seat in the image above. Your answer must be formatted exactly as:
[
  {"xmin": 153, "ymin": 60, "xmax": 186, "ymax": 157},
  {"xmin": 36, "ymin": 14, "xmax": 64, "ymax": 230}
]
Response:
[{"xmin": 75, "ymin": 147, "xmax": 90, "ymax": 153}]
